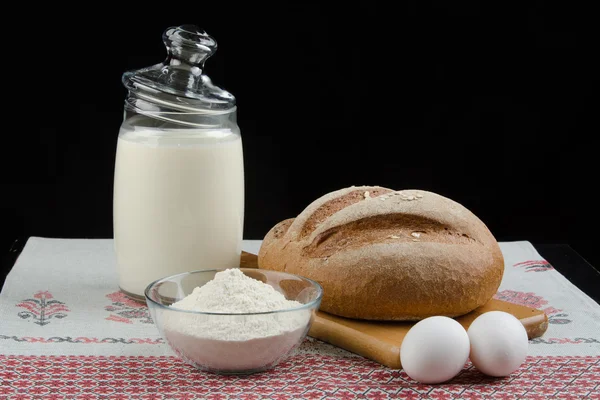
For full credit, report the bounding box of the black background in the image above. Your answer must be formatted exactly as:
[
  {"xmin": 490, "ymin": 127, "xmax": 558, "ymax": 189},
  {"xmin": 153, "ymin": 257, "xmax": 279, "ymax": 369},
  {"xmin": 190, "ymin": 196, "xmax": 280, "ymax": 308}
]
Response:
[{"xmin": 2, "ymin": 3, "xmax": 599, "ymax": 273}]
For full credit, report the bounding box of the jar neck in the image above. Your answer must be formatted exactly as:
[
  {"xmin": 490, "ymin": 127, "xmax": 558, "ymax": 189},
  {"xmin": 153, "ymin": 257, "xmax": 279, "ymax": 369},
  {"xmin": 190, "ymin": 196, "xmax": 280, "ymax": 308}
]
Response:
[{"xmin": 124, "ymin": 87, "xmax": 237, "ymax": 129}]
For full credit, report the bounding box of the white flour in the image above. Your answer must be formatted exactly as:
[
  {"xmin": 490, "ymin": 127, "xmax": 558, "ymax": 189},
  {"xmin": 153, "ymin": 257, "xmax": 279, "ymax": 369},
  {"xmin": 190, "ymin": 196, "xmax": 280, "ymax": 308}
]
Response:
[
  {"xmin": 162, "ymin": 269, "xmax": 311, "ymax": 372},
  {"xmin": 173, "ymin": 268, "xmax": 301, "ymax": 313}
]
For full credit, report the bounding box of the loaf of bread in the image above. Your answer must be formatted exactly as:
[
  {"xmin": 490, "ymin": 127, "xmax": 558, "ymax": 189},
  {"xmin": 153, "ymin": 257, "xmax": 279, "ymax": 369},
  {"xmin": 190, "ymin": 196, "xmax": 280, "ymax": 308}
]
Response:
[{"xmin": 258, "ymin": 186, "xmax": 504, "ymax": 321}]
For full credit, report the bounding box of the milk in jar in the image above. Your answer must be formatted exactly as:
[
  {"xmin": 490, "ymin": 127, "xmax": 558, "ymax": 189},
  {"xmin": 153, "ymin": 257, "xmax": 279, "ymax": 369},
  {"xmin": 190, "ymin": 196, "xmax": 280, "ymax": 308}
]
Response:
[
  {"xmin": 114, "ymin": 122, "xmax": 244, "ymax": 296},
  {"xmin": 114, "ymin": 26, "xmax": 244, "ymax": 298}
]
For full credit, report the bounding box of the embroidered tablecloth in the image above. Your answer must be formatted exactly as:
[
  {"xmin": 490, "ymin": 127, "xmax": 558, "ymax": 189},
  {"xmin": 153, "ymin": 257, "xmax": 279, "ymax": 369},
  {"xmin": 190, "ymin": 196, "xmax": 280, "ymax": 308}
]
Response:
[{"xmin": 1, "ymin": 237, "xmax": 599, "ymax": 399}]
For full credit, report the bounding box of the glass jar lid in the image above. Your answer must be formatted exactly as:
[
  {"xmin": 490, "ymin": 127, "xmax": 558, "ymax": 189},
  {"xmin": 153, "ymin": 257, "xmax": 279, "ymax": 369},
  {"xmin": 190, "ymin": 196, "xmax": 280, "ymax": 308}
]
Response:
[{"xmin": 122, "ymin": 25, "xmax": 235, "ymax": 111}]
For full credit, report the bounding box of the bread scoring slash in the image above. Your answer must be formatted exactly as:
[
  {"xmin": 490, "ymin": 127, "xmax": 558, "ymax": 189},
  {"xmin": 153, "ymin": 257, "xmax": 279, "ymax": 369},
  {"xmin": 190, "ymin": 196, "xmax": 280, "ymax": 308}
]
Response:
[{"xmin": 258, "ymin": 186, "xmax": 504, "ymax": 321}]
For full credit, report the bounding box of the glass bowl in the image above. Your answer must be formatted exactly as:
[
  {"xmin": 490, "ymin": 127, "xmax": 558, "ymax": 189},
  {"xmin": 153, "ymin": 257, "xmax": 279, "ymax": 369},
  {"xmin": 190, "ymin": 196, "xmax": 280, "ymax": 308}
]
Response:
[{"xmin": 145, "ymin": 268, "xmax": 323, "ymax": 375}]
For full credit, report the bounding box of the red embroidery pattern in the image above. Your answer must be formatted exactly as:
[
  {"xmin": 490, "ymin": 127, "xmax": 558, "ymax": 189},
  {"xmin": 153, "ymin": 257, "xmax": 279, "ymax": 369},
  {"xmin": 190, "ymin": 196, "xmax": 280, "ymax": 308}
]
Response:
[
  {"xmin": 0, "ymin": 355, "xmax": 598, "ymax": 399},
  {"xmin": 514, "ymin": 260, "xmax": 554, "ymax": 272},
  {"xmin": 105, "ymin": 292, "xmax": 152, "ymax": 324},
  {"xmin": 531, "ymin": 337, "xmax": 600, "ymax": 345},
  {"xmin": 16, "ymin": 291, "xmax": 70, "ymax": 326},
  {"xmin": 0, "ymin": 336, "xmax": 163, "ymax": 345},
  {"xmin": 494, "ymin": 290, "xmax": 572, "ymax": 325}
]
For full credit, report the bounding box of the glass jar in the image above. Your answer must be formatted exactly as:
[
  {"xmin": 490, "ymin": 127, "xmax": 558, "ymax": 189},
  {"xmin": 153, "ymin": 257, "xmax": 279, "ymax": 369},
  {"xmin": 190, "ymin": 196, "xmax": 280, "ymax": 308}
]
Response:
[{"xmin": 113, "ymin": 26, "xmax": 244, "ymax": 300}]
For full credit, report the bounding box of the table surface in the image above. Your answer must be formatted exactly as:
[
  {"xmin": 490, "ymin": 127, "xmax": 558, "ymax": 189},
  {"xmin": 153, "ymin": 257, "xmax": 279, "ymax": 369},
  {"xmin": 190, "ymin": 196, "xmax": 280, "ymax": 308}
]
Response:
[
  {"xmin": 1, "ymin": 237, "xmax": 599, "ymax": 400},
  {"xmin": 2, "ymin": 238, "xmax": 599, "ymax": 304}
]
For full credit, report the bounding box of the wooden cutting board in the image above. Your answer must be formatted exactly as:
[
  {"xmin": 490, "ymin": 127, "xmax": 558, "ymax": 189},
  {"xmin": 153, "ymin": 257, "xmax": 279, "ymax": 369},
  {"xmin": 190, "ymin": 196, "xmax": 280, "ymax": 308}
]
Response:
[{"xmin": 241, "ymin": 251, "xmax": 548, "ymax": 369}]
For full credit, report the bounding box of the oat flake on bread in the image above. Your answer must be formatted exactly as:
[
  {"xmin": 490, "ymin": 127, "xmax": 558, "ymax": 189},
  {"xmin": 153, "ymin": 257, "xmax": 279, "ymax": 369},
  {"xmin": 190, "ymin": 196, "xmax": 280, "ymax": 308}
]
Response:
[{"xmin": 258, "ymin": 186, "xmax": 504, "ymax": 321}]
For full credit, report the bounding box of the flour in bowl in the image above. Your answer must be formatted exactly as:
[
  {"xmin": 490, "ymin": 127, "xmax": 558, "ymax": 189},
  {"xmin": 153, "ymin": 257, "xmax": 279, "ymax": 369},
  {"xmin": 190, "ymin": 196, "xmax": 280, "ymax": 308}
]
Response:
[{"xmin": 162, "ymin": 269, "xmax": 312, "ymax": 372}]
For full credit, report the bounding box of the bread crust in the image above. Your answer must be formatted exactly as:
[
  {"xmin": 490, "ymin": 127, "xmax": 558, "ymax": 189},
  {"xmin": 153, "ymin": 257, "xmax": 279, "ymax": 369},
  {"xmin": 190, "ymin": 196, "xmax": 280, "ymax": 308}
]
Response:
[{"xmin": 258, "ymin": 187, "xmax": 504, "ymax": 320}]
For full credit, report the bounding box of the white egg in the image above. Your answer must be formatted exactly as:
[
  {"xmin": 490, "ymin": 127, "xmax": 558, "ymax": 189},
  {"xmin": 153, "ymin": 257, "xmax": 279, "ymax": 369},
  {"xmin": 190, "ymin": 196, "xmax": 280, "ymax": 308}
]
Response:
[
  {"xmin": 467, "ymin": 311, "xmax": 529, "ymax": 377},
  {"xmin": 400, "ymin": 316, "xmax": 470, "ymax": 384}
]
